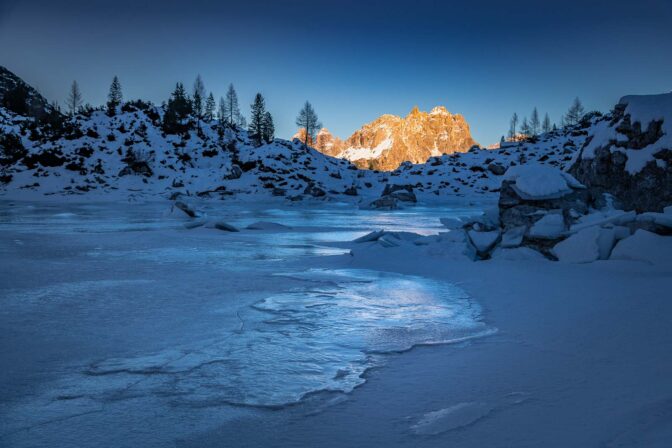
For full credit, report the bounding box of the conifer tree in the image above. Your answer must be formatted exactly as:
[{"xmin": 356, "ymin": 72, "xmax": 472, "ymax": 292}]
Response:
[
  {"xmin": 262, "ymin": 111, "xmax": 274, "ymax": 143},
  {"xmin": 564, "ymin": 97, "xmax": 585, "ymax": 127},
  {"xmin": 163, "ymin": 82, "xmax": 193, "ymax": 134},
  {"xmin": 218, "ymin": 97, "xmax": 227, "ymax": 128},
  {"xmin": 66, "ymin": 80, "xmax": 82, "ymax": 116},
  {"xmin": 248, "ymin": 93, "xmax": 266, "ymax": 145},
  {"xmin": 204, "ymin": 93, "xmax": 216, "ymax": 121},
  {"xmin": 530, "ymin": 107, "xmax": 540, "ymax": 136},
  {"xmin": 192, "ymin": 75, "xmax": 205, "ymax": 130},
  {"xmin": 223, "ymin": 83, "xmax": 243, "ymax": 128},
  {"xmin": 509, "ymin": 112, "xmax": 518, "ymax": 140},
  {"xmin": 296, "ymin": 101, "xmax": 321, "ymax": 147},
  {"xmin": 542, "ymin": 113, "xmax": 552, "ymax": 133},
  {"xmin": 520, "ymin": 117, "xmax": 531, "ymax": 138},
  {"xmin": 107, "ymin": 76, "xmax": 122, "ymax": 115}
]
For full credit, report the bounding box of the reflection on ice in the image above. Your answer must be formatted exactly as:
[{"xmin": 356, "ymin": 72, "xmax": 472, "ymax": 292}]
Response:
[{"xmin": 28, "ymin": 270, "xmax": 488, "ymax": 411}]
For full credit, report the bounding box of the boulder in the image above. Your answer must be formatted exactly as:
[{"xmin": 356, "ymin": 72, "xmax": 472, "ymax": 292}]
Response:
[
  {"xmin": 610, "ymin": 229, "xmax": 672, "ymax": 265},
  {"xmin": 382, "ymin": 184, "xmax": 417, "ymax": 202},
  {"xmin": 368, "ymin": 196, "xmax": 399, "ymax": 210},
  {"xmin": 467, "ymin": 229, "xmax": 501, "ymax": 255},
  {"xmin": 501, "ymin": 226, "xmax": 526, "ymax": 248},
  {"xmin": 503, "ymin": 165, "xmax": 585, "ymax": 201},
  {"xmin": 214, "ymin": 222, "xmax": 239, "ymax": 232},
  {"xmin": 174, "ymin": 200, "xmax": 197, "ymax": 218},
  {"xmin": 568, "ymin": 94, "xmax": 672, "ymax": 212},
  {"xmin": 487, "ymin": 163, "xmax": 506, "ymax": 176},
  {"xmin": 553, "ymin": 234, "xmax": 600, "ymax": 263},
  {"xmin": 353, "ymin": 230, "xmax": 385, "ymax": 243},
  {"xmin": 304, "ymin": 183, "xmax": 326, "ymax": 197},
  {"xmin": 118, "ymin": 161, "xmax": 153, "ymax": 177},
  {"xmin": 224, "ymin": 165, "xmax": 243, "ymax": 180},
  {"xmin": 528, "ymin": 213, "xmax": 566, "ymax": 239},
  {"xmin": 246, "ymin": 221, "xmax": 291, "ymax": 231}
]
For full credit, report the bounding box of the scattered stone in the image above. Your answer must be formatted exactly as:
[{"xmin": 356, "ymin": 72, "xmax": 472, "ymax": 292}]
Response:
[
  {"xmin": 184, "ymin": 220, "xmax": 206, "ymax": 229},
  {"xmin": 304, "ymin": 183, "xmax": 326, "ymax": 197},
  {"xmin": 246, "ymin": 221, "xmax": 292, "ymax": 230},
  {"xmin": 487, "ymin": 163, "xmax": 506, "ymax": 175},
  {"xmin": 368, "ymin": 196, "xmax": 399, "ymax": 210},
  {"xmin": 382, "ymin": 184, "xmax": 417, "ymax": 202},
  {"xmin": 214, "ymin": 222, "xmax": 239, "ymax": 232},
  {"xmin": 224, "ymin": 165, "xmax": 243, "ymax": 180},
  {"xmin": 343, "ymin": 186, "xmax": 358, "ymax": 196},
  {"xmin": 174, "ymin": 200, "xmax": 197, "ymax": 218}
]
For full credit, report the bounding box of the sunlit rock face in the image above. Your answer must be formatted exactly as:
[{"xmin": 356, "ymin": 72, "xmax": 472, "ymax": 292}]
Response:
[{"xmin": 300, "ymin": 106, "xmax": 477, "ymax": 170}]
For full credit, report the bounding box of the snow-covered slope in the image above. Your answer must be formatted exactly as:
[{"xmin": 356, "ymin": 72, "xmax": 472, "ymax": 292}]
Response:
[
  {"xmin": 0, "ymin": 67, "xmax": 628, "ymax": 204},
  {"xmin": 0, "ymin": 101, "xmax": 593, "ymax": 203}
]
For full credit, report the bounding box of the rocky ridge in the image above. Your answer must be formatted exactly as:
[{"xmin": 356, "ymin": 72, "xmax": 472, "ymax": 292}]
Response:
[{"xmin": 296, "ymin": 106, "xmax": 477, "ymax": 170}]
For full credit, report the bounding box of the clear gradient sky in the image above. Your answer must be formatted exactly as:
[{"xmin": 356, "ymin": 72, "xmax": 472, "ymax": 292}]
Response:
[{"xmin": 1, "ymin": 0, "xmax": 671, "ymax": 145}]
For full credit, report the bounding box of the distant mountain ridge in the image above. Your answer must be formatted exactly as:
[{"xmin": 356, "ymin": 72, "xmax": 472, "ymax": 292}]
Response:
[{"xmin": 295, "ymin": 106, "xmax": 477, "ymax": 170}]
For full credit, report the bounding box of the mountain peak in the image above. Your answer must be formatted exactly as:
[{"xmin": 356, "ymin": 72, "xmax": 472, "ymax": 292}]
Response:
[
  {"xmin": 430, "ymin": 106, "xmax": 450, "ymax": 115},
  {"xmin": 308, "ymin": 106, "xmax": 477, "ymax": 170}
]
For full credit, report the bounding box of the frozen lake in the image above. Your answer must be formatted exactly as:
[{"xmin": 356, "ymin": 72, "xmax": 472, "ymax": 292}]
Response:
[{"xmin": 0, "ymin": 200, "xmax": 490, "ymax": 447}]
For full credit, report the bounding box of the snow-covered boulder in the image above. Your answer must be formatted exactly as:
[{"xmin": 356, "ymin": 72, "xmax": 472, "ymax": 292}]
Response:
[
  {"xmin": 353, "ymin": 230, "xmax": 386, "ymax": 243},
  {"xmin": 503, "ymin": 165, "xmax": 584, "ymax": 200},
  {"xmin": 467, "ymin": 229, "xmax": 501, "ymax": 255},
  {"xmin": 528, "ymin": 213, "xmax": 566, "ymax": 239},
  {"xmin": 501, "ymin": 226, "xmax": 526, "ymax": 248},
  {"xmin": 499, "ymin": 165, "xmax": 590, "ymax": 231},
  {"xmin": 610, "ymin": 229, "xmax": 672, "ymax": 265},
  {"xmin": 491, "ymin": 246, "xmax": 545, "ymax": 261},
  {"xmin": 552, "ymin": 226, "xmax": 617, "ymax": 263}
]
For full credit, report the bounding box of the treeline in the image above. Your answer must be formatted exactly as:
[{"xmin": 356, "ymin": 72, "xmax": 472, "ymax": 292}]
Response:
[
  {"xmin": 507, "ymin": 97, "xmax": 590, "ymax": 142},
  {"xmin": 61, "ymin": 75, "xmax": 322, "ymax": 147}
]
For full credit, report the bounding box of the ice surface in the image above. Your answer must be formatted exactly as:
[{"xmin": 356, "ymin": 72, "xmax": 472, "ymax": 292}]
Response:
[
  {"xmin": 411, "ymin": 402, "xmax": 495, "ymax": 435},
  {"xmin": 0, "ymin": 200, "xmax": 490, "ymax": 447}
]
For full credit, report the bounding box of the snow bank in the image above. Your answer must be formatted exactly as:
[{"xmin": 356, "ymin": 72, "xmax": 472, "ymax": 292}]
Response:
[{"xmin": 610, "ymin": 229, "xmax": 672, "ymax": 265}]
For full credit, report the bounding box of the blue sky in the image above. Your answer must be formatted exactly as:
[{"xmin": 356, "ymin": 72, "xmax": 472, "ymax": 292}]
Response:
[{"xmin": 1, "ymin": 0, "xmax": 671, "ymax": 145}]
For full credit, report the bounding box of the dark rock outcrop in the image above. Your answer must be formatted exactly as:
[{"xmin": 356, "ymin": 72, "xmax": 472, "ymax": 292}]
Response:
[{"xmin": 569, "ymin": 94, "xmax": 672, "ymax": 212}]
